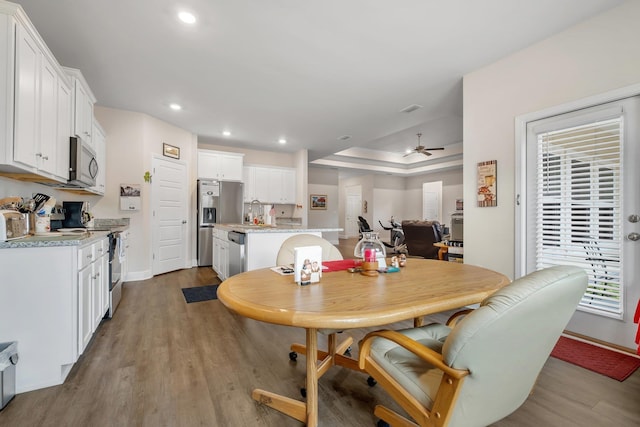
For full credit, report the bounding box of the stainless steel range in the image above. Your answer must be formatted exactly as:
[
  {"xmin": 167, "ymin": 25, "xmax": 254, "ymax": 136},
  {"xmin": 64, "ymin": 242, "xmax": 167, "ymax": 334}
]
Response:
[{"xmin": 107, "ymin": 231, "xmax": 123, "ymax": 317}]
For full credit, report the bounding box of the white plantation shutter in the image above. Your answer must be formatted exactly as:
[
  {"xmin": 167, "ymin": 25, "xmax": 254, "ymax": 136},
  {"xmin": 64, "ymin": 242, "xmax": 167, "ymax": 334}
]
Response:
[{"xmin": 535, "ymin": 117, "xmax": 623, "ymax": 317}]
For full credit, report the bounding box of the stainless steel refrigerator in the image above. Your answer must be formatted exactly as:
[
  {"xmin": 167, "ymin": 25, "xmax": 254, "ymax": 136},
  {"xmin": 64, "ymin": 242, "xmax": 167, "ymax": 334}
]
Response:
[{"xmin": 197, "ymin": 180, "xmax": 244, "ymax": 266}]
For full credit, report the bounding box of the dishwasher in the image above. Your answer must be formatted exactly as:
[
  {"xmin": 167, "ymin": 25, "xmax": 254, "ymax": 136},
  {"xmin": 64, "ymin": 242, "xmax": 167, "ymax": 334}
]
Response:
[{"xmin": 227, "ymin": 231, "xmax": 246, "ymax": 277}]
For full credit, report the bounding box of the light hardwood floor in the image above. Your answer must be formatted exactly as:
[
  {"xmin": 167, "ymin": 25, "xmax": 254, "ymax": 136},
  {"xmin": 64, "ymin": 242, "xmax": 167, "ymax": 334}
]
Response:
[{"xmin": 1, "ymin": 239, "xmax": 639, "ymax": 426}]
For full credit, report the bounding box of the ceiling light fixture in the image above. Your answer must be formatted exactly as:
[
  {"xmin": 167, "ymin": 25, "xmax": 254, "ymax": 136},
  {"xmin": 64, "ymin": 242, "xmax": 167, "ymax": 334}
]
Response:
[
  {"xmin": 222, "ymin": 130, "xmax": 231, "ymax": 137},
  {"xmin": 278, "ymin": 138, "xmax": 287, "ymax": 144},
  {"xmin": 178, "ymin": 11, "xmax": 196, "ymax": 24},
  {"xmin": 169, "ymin": 103, "xmax": 182, "ymax": 111}
]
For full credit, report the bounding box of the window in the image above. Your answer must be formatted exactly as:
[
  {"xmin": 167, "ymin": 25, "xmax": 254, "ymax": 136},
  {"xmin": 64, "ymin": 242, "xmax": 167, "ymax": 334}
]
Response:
[{"xmin": 534, "ymin": 117, "xmax": 622, "ymax": 317}]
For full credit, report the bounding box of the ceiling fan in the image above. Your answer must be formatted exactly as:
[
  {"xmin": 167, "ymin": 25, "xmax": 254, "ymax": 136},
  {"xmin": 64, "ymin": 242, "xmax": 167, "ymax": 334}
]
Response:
[{"xmin": 403, "ymin": 133, "xmax": 445, "ymax": 157}]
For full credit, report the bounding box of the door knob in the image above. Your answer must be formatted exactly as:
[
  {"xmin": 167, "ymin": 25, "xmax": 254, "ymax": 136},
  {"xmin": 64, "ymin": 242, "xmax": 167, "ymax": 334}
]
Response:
[
  {"xmin": 628, "ymin": 232, "xmax": 640, "ymax": 241},
  {"xmin": 182, "ymin": 220, "xmax": 187, "ymax": 224},
  {"xmin": 629, "ymin": 214, "xmax": 640, "ymax": 223}
]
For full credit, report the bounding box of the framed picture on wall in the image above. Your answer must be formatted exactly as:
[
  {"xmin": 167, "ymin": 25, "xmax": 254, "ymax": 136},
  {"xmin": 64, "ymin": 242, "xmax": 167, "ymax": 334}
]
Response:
[
  {"xmin": 477, "ymin": 160, "xmax": 497, "ymax": 207},
  {"xmin": 163, "ymin": 143, "xmax": 180, "ymax": 159},
  {"xmin": 310, "ymin": 194, "xmax": 327, "ymax": 210}
]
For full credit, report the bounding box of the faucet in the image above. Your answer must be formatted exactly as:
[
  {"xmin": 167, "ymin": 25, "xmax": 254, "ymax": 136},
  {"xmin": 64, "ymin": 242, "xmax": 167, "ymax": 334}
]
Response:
[{"xmin": 249, "ymin": 199, "xmax": 263, "ymax": 223}]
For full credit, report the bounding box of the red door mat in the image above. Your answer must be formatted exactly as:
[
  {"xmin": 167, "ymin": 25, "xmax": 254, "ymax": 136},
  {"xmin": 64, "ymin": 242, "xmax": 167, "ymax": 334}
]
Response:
[{"xmin": 551, "ymin": 336, "xmax": 640, "ymax": 381}]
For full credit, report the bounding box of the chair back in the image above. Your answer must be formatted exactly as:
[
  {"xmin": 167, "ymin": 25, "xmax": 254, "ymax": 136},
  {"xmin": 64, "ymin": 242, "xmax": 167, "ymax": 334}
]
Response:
[
  {"xmin": 276, "ymin": 234, "xmax": 343, "ymax": 266},
  {"xmin": 401, "ymin": 220, "xmax": 442, "ymax": 259},
  {"xmin": 442, "ymin": 265, "xmax": 587, "ymax": 427}
]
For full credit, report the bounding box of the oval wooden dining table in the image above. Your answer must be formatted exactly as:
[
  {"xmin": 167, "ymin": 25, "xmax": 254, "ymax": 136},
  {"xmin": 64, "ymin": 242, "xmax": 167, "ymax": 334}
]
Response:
[{"xmin": 217, "ymin": 258, "xmax": 510, "ymax": 426}]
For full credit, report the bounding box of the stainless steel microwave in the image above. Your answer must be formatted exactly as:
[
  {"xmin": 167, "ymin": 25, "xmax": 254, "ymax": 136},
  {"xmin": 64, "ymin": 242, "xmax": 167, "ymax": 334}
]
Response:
[{"xmin": 67, "ymin": 136, "xmax": 98, "ymax": 188}]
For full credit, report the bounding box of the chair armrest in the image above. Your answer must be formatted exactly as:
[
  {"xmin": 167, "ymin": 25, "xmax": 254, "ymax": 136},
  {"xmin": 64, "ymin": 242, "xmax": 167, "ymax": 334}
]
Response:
[
  {"xmin": 358, "ymin": 330, "xmax": 469, "ymax": 380},
  {"xmin": 446, "ymin": 309, "xmax": 475, "ymax": 327}
]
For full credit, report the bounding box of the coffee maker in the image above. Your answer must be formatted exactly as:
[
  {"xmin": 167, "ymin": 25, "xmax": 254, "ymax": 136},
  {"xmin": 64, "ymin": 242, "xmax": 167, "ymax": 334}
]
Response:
[{"xmin": 61, "ymin": 201, "xmax": 90, "ymax": 228}]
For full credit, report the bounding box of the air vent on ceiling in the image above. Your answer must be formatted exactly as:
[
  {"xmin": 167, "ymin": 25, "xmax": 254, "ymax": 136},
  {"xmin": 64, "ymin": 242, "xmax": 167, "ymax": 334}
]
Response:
[
  {"xmin": 337, "ymin": 135, "xmax": 352, "ymax": 141},
  {"xmin": 399, "ymin": 104, "xmax": 423, "ymax": 113}
]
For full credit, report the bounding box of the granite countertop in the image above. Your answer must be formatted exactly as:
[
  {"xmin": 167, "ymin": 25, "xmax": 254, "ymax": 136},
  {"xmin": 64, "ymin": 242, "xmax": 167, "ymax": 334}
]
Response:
[
  {"xmin": 214, "ymin": 223, "xmax": 342, "ymax": 234},
  {"xmin": 0, "ymin": 230, "xmax": 111, "ymax": 249}
]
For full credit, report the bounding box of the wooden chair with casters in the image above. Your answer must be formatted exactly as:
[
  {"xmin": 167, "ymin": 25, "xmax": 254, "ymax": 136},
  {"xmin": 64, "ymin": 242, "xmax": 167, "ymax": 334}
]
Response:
[
  {"xmin": 276, "ymin": 234, "xmax": 355, "ymax": 370},
  {"xmin": 358, "ymin": 265, "xmax": 587, "ymax": 427}
]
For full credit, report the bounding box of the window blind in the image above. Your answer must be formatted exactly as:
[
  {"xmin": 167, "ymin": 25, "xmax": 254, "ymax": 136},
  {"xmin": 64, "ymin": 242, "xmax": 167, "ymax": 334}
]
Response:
[{"xmin": 536, "ymin": 117, "xmax": 623, "ymax": 316}]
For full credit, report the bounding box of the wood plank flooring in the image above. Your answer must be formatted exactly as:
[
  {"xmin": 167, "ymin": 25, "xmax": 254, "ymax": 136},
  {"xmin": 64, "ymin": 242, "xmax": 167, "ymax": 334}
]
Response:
[{"xmin": 1, "ymin": 239, "xmax": 639, "ymax": 426}]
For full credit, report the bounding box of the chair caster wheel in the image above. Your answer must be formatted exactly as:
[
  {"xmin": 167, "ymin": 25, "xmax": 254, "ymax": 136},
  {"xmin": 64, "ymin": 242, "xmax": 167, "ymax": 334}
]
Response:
[
  {"xmin": 377, "ymin": 420, "xmax": 390, "ymax": 427},
  {"xmin": 344, "ymin": 346, "xmax": 352, "ymax": 356},
  {"xmin": 367, "ymin": 376, "xmax": 377, "ymax": 387},
  {"xmin": 289, "ymin": 351, "xmax": 297, "ymax": 361},
  {"xmin": 300, "ymin": 387, "xmax": 307, "ymax": 398}
]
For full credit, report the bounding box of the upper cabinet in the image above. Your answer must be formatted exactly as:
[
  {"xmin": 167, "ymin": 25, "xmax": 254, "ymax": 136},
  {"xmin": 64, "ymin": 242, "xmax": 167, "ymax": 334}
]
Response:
[
  {"xmin": 197, "ymin": 150, "xmax": 243, "ymax": 181},
  {"xmin": 1, "ymin": 6, "xmax": 72, "ymax": 183},
  {"xmin": 63, "ymin": 67, "xmax": 96, "ymax": 148},
  {"xmin": 89, "ymin": 119, "xmax": 106, "ymax": 195},
  {"xmin": 243, "ymin": 165, "xmax": 297, "ymax": 204}
]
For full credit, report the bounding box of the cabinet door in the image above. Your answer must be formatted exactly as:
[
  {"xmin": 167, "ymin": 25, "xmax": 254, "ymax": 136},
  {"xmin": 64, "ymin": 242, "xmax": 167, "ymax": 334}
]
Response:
[
  {"xmin": 90, "ymin": 121, "xmax": 106, "ymax": 194},
  {"xmin": 38, "ymin": 57, "xmax": 58, "ymax": 175},
  {"xmin": 220, "ymin": 154, "xmax": 243, "ymax": 181},
  {"xmin": 253, "ymin": 167, "xmax": 272, "ymax": 203},
  {"xmin": 280, "ymin": 169, "xmax": 296, "ymax": 203},
  {"xmin": 243, "ymin": 166, "xmax": 254, "ymax": 203},
  {"xmin": 13, "ymin": 24, "xmax": 39, "ymax": 169},
  {"xmin": 55, "ymin": 78, "xmax": 72, "ymax": 180},
  {"xmin": 220, "ymin": 240, "xmax": 229, "ymax": 280},
  {"xmin": 78, "ymin": 264, "xmax": 93, "ymax": 355},
  {"xmin": 101, "ymin": 252, "xmax": 109, "ymax": 315},
  {"xmin": 198, "ymin": 151, "xmax": 219, "ymax": 179},
  {"xmin": 73, "ymin": 80, "xmax": 93, "ymax": 145}
]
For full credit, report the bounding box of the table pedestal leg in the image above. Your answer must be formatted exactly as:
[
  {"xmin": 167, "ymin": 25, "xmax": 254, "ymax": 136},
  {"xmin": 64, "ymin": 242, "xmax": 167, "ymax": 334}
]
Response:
[{"xmin": 251, "ymin": 328, "xmax": 320, "ymax": 426}]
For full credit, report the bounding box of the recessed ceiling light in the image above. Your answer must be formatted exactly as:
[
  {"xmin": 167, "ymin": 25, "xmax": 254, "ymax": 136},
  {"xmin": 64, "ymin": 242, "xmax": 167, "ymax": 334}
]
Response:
[
  {"xmin": 278, "ymin": 138, "xmax": 287, "ymax": 144},
  {"xmin": 178, "ymin": 11, "xmax": 196, "ymax": 24},
  {"xmin": 169, "ymin": 103, "xmax": 182, "ymax": 111},
  {"xmin": 223, "ymin": 130, "xmax": 231, "ymax": 137}
]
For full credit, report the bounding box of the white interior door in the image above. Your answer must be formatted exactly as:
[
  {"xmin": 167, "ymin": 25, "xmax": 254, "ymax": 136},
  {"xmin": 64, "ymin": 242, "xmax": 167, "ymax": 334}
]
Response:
[
  {"xmin": 345, "ymin": 185, "xmax": 362, "ymax": 238},
  {"xmin": 422, "ymin": 181, "xmax": 443, "ymax": 222},
  {"xmin": 152, "ymin": 156, "xmax": 188, "ymax": 275},
  {"xmin": 522, "ymin": 96, "xmax": 640, "ymax": 350}
]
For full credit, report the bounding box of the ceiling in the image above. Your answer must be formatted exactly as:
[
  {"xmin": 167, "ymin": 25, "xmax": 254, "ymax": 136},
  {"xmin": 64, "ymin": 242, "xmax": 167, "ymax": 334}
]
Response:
[{"xmin": 15, "ymin": 0, "xmax": 624, "ymax": 176}]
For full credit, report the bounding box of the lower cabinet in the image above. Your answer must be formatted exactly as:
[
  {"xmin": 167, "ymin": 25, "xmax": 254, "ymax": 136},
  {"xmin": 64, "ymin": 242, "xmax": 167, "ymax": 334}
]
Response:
[
  {"xmin": 77, "ymin": 237, "xmax": 109, "ymax": 355},
  {"xmin": 0, "ymin": 234, "xmax": 108, "ymax": 393},
  {"xmin": 212, "ymin": 228, "xmax": 229, "ymax": 280}
]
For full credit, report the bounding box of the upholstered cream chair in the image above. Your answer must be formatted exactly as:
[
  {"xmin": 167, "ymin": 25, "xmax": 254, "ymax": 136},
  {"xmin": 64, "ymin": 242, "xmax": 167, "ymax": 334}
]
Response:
[
  {"xmin": 276, "ymin": 233, "xmax": 343, "ymax": 266},
  {"xmin": 276, "ymin": 234, "xmax": 351, "ymax": 370},
  {"xmin": 358, "ymin": 265, "xmax": 587, "ymax": 427}
]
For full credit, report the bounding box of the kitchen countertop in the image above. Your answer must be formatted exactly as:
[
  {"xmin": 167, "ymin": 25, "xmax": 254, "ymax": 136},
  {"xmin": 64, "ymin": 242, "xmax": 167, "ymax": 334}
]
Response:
[
  {"xmin": 0, "ymin": 230, "xmax": 111, "ymax": 249},
  {"xmin": 214, "ymin": 223, "xmax": 342, "ymax": 234}
]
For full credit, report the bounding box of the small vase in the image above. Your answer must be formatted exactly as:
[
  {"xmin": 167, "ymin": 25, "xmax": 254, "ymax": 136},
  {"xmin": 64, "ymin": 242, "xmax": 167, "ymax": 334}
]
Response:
[{"xmin": 354, "ymin": 232, "xmax": 386, "ymax": 263}]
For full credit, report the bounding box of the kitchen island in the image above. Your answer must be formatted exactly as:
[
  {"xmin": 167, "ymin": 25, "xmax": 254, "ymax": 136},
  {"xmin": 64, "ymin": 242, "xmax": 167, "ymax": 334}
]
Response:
[{"xmin": 212, "ymin": 224, "xmax": 343, "ymax": 275}]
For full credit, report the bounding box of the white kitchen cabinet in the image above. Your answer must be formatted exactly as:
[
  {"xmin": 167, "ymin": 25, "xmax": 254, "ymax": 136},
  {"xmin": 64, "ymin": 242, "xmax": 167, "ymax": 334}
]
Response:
[
  {"xmin": 243, "ymin": 165, "xmax": 297, "ymax": 204},
  {"xmin": 211, "ymin": 228, "xmax": 229, "ymax": 280},
  {"xmin": 64, "ymin": 67, "xmax": 96, "ymax": 147},
  {"xmin": 89, "ymin": 119, "xmax": 106, "ymax": 195},
  {"xmin": 0, "ymin": 234, "xmax": 109, "ymax": 393},
  {"xmin": 77, "ymin": 237, "xmax": 109, "ymax": 355},
  {"xmin": 0, "ymin": 5, "xmax": 72, "ymax": 183},
  {"xmin": 55, "ymin": 76, "xmax": 72, "ymax": 179},
  {"xmin": 198, "ymin": 150, "xmax": 243, "ymax": 181}
]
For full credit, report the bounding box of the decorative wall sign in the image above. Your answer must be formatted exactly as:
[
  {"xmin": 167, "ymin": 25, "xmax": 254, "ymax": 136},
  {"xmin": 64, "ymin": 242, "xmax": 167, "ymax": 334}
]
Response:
[
  {"xmin": 477, "ymin": 160, "xmax": 497, "ymax": 207},
  {"xmin": 120, "ymin": 184, "xmax": 141, "ymax": 211},
  {"xmin": 163, "ymin": 143, "xmax": 180, "ymax": 159},
  {"xmin": 310, "ymin": 194, "xmax": 327, "ymax": 210}
]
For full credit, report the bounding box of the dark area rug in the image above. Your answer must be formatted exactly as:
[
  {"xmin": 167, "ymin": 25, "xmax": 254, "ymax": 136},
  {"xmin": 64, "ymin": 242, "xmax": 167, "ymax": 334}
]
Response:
[
  {"xmin": 551, "ymin": 336, "xmax": 640, "ymax": 381},
  {"xmin": 181, "ymin": 284, "xmax": 219, "ymax": 303}
]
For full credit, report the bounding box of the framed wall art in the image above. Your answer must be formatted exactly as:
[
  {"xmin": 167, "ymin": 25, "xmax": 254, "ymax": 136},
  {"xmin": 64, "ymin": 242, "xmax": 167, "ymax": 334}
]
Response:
[
  {"xmin": 310, "ymin": 194, "xmax": 327, "ymax": 210},
  {"xmin": 163, "ymin": 143, "xmax": 180, "ymax": 159},
  {"xmin": 477, "ymin": 160, "xmax": 497, "ymax": 207}
]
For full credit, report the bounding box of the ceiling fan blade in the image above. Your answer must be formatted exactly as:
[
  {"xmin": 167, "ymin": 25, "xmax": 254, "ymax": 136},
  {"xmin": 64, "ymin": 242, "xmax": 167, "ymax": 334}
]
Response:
[
  {"xmin": 403, "ymin": 151, "xmax": 415, "ymax": 157},
  {"xmin": 425, "ymin": 147, "xmax": 445, "ymax": 151},
  {"xmin": 421, "ymin": 151, "xmax": 432, "ymax": 156}
]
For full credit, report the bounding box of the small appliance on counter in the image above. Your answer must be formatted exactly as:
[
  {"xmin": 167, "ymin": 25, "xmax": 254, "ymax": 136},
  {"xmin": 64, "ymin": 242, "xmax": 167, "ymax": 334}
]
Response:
[
  {"xmin": 0, "ymin": 210, "xmax": 29, "ymax": 241},
  {"xmin": 61, "ymin": 201, "xmax": 91, "ymax": 228}
]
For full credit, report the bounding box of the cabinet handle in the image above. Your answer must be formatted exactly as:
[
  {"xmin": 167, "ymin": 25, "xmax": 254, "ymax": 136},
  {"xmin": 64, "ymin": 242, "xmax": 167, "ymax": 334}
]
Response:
[{"xmin": 87, "ymin": 254, "xmax": 92, "ymax": 259}]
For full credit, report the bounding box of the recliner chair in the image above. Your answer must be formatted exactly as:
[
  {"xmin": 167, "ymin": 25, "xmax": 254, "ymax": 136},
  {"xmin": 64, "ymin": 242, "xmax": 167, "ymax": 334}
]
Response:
[
  {"xmin": 401, "ymin": 220, "xmax": 442, "ymax": 259},
  {"xmin": 358, "ymin": 265, "xmax": 588, "ymax": 427}
]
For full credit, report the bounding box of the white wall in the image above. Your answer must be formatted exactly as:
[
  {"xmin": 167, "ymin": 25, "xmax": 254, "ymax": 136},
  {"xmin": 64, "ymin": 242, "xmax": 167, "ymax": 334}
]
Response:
[
  {"xmin": 308, "ymin": 167, "xmax": 339, "ymax": 242},
  {"xmin": 463, "ymin": 0, "xmax": 640, "ymax": 279},
  {"xmin": 94, "ymin": 106, "xmax": 197, "ymax": 280}
]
